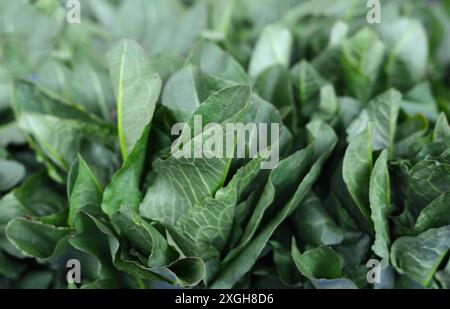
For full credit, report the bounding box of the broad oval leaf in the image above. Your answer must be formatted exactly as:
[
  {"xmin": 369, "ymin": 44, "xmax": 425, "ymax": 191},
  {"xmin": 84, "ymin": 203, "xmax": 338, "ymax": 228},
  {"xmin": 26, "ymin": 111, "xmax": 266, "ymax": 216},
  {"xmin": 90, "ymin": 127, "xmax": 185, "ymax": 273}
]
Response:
[
  {"xmin": 377, "ymin": 18, "xmax": 428, "ymax": 90},
  {"xmin": 249, "ymin": 24, "xmax": 293, "ymax": 79},
  {"xmin": 107, "ymin": 39, "xmax": 162, "ymax": 159}
]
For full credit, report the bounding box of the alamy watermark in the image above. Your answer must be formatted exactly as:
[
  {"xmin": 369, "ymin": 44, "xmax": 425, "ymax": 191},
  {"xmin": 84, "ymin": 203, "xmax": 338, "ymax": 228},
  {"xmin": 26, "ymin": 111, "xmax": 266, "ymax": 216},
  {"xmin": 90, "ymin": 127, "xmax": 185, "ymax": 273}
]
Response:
[
  {"xmin": 367, "ymin": 259, "xmax": 381, "ymax": 284},
  {"xmin": 66, "ymin": 258, "xmax": 81, "ymax": 284},
  {"xmin": 367, "ymin": 0, "xmax": 381, "ymax": 24},
  {"xmin": 66, "ymin": 0, "xmax": 81, "ymax": 24},
  {"xmin": 171, "ymin": 116, "xmax": 280, "ymax": 169}
]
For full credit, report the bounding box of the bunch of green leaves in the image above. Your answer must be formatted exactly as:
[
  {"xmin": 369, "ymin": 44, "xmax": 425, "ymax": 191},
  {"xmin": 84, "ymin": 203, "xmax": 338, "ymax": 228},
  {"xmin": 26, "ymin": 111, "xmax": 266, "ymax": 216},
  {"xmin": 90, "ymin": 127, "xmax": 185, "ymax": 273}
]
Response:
[{"xmin": 1, "ymin": 0, "xmax": 450, "ymax": 289}]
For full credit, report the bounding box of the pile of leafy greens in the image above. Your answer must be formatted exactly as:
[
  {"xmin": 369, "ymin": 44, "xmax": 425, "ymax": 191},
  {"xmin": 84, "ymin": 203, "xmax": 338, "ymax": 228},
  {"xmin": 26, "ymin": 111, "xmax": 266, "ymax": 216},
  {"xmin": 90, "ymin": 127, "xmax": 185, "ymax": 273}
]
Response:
[{"xmin": 1, "ymin": 0, "xmax": 450, "ymax": 289}]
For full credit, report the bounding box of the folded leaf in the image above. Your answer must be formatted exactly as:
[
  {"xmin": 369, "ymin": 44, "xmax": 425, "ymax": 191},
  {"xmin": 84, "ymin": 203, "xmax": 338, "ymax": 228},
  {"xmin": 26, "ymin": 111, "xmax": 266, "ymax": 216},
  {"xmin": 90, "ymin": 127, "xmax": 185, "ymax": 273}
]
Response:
[
  {"xmin": 391, "ymin": 225, "xmax": 450, "ymax": 287},
  {"xmin": 5, "ymin": 219, "xmax": 72, "ymax": 259},
  {"xmin": 68, "ymin": 156, "xmax": 103, "ymax": 227},
  {"xmin": 412, "ymin": 193, "xmax": 450, "ymax": 235},
  {"xmin": 343, "ymin": 126, "xmax": 373, "ymax": 221},
  {"xmin": 369, "ymin": 150, "xmax": 391, "ymax": 260},
  {"xmin": 291, "ymin": 240, "xmax": 357, "ymax": 289}
]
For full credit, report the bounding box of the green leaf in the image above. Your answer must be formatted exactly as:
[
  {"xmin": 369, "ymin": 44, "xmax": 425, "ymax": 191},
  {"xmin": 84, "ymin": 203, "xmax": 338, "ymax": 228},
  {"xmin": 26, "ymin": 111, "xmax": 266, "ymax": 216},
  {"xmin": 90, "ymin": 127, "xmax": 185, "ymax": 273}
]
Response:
[
  {"xmin": 272, "ymin": 241, "xmax": 301, "ymax": 286},
  {"xmin": 181, "ymin": 85, "xmax": 252, "ymax": 141},
  {"xmin": 71, "ymin": 208, "xmax": 205, "ymax": 287},
  {"xmin": 0, "ymin": 122, "xmax": 26, "ymax": 148},
  {"xmin": 391, "ymin": 225, "xmax": 450, "ymax": 287},
  {"xmin": 12, "ymin": 81, "xmax": 104, "ymax": 125},
  {"xmin": 291, "ymin": 242, "xmax": 341, "ymax": 280},
  {"xmin": 177, "ymin": 155, "xmax": 269, "ymax": 259},
  {"xmin": 112, "ymin": 204, "xmax": 178, "ymax": 268},
  {"xmin": 0, "ymin": 173, "xmax": 66, "ymax": 232},
  {"xmin": 412, "ymin": 193, "xmax": 450, "ymax": 234},
  {"xmin": 347, "ymin": 89, "xmax": 401, "ymax": 157},
  {"xmin": 291, "ymin": 240, "xmax": 357, "ymax": 289},
  {"xmin": 164, "ymin": 257, "xmax": 206, "ymax": 287},
  {"xmin": 161, "ymin": 65, "xmax": 234, "ymax": 123},
  {"xmin": 113, "ymin": 0, "xmax": 206, "ymax": 58},
  {"xmin": 0, "ymin": 159, "xmax": 25, "ymax": 192},
  {"xmin": 210, "ymin": 121, "xmax": 337, "ymax": 288},
  {"xmin": 69, "ymin": 211, "xmax": 118, "ymax": 283},
  {"xmin": 315, "ymin": 84, "xmax": 339, "ymax": 122},
  {"xmin": 394, "ymin": 114, "xmax": 429, "ymax": 158},
  {"xmin": 5, "ymin": 218, "xmax": 72, "ymax": 259},
  {"xmin": 297, "ymin": 60, "xmax": 328, "ymax": 106},
  {"xmin": 329, "ymin": 20, "xmax": 349, "ymax": 46},
  {"xmin": 433, "ymin": 113, "xmax": 450, "ymax": 147},
  {"xmin": 249, "ymin": 24, "xmax": 293, "ymax": 79},
  {"xmin": 408, "ymin": 152, "xmax": 450, "ymax": 210},
  {"xmin": 369, "ymin": 150, "xmax": 391, "ymax": 260},
  {"xmin": 313, "ymin": 26, "xmax": 344, "ymax": 82},
  {"xmin": 186, "ymin": 41, "xmax": 249, "ymax": 84},
  {"xmin": 107, "ymin": 39, "xmax": 162, "ymax": 159},
  {"xmin": 0, "ymin": 250, "xmax": 25, "ymax": 279},
  {"xmin": 377, "ymin": 18, "xmax": 428, "ymax": 90},
  {"xmin": 18, "ymin": 113, "xmax": 107, "ymax": 172},
  {"xmin": 338, "ymin": 97, "xmax": 363, "ymax": 128},
  {"xmin": 140, "ymin": 86, "xmax": 251, "ymax": 226},
  {"xmin": 343, "ymin": 126, "xmax": 373, "ymax": 222},
  {"xmin": 101, "ymin": 125, "xmax": 150, "ymax": 217},
  {"xmin": 255, "ymin": 65, "xmax": 296, "ymax": 125},
  {"xmin": 402, "ymin": 83, "xmax": 439, "ymax": 121},
  {"xmin": 68, "ymin": 156, "xmax": 103, "ymax": 227},
  {"xmin": 436, "ymin": 259, "xmax": 450, "ymax": 289},
  {"xmin": 176, "ymin": 198, "xmax": 233, "ymax": 257},
  {"xmin": 292, "ymin": 193, "xmax": 344, "ymax": 246},
  {"xmin": 215, "ymin": 155, "xmax": 269, "ymax": 208},
  {"xmin": 230, "ymin": 146, "xmax": 315, "ymax": 257},
  {"xmin": 341, "ymin": 27, "xmax": 385, "ymax": 101}
]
